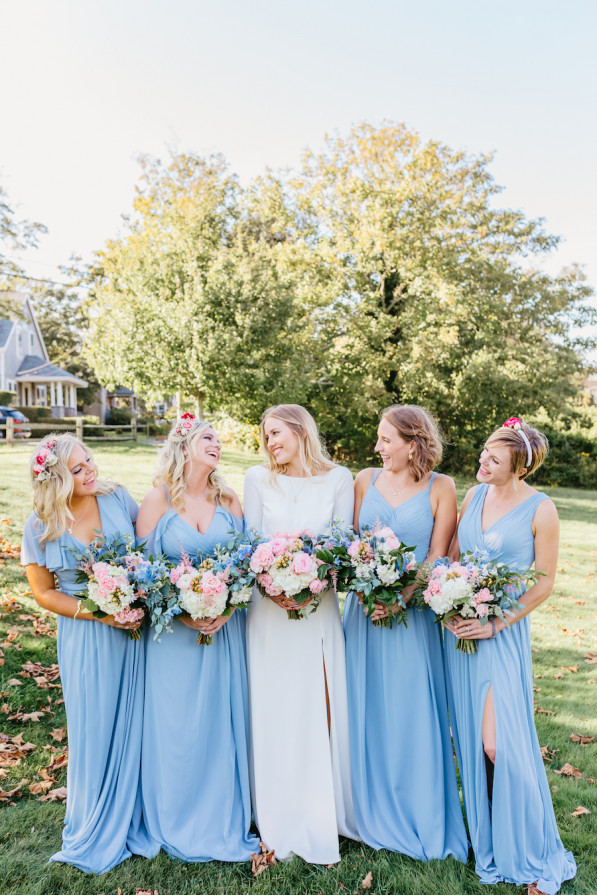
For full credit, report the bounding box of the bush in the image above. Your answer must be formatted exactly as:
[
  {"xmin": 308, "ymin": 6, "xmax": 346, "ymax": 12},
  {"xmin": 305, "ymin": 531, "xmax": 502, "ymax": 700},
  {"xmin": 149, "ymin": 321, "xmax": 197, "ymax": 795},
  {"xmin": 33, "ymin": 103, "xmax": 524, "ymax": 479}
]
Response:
[
  {"xmin": 14, "ymin": 406, "xmax": 51, "ymax": 422},
  {"xmin": 105, "ymin": 406, "xmax": 132, "ymax": 426},
  {"xmin": 532, "ymin": 428, "xmax": 597, "ymax": 489},
  {"xmin": 0, "ymin": 391, "xmax": 16, "ymax": 406},
  {"xmin": 209, "ymin": 414, "xmax": 261, "ymax": 453}
]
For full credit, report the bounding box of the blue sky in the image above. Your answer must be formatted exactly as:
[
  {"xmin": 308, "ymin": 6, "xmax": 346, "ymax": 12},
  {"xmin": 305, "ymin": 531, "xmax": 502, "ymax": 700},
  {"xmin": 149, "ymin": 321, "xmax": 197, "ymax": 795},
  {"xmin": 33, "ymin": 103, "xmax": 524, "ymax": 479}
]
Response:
[{"xmin": 0, "ymin": 0, "xmax": 595, "ymax": 300}]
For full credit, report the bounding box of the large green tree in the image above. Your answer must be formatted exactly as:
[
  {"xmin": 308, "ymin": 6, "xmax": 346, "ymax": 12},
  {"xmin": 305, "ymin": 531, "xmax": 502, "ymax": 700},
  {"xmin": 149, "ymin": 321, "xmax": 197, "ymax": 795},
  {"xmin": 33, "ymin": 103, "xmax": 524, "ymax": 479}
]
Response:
[
  {"xmin": 85, "ymin": 154, "xmax": 320, "ymax": 417},
  {"xmin": 285, "ymin": 123, "xmax": 596, "ymax": 459}
]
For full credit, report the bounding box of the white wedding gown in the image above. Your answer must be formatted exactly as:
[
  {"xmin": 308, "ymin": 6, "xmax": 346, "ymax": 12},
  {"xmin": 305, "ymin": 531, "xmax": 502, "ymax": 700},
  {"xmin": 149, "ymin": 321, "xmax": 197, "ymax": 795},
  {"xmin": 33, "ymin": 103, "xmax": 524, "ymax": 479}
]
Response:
[{"xmin": 244, "ymin": 464, "xmax": 358, "ymax": 864}]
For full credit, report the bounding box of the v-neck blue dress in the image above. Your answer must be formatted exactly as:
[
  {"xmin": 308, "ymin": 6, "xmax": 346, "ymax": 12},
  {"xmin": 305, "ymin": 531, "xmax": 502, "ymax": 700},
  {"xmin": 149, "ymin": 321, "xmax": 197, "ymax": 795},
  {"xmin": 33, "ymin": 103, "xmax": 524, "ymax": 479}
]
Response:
[
  {"xmin": 135, "ymin": 490, "xmax": 259, "ymax": 862},
  {"xmin": 444, "ymin": 484, "xmax": 576, "ymax": 894},
  {"xmin": 21, "ymin": 487, "xmax": 146, "ymax": 874},
  {"xmin": 343, "ymin": 471, "xmax": 468, "ymax": 862}
]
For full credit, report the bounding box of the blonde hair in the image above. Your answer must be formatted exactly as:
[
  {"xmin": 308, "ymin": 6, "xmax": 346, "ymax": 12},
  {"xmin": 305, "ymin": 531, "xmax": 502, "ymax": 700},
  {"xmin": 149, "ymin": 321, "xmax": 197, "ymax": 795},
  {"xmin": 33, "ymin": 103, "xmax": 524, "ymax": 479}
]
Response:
[
  {"xmin": 29, "ymin": 433, "xmax": 117, "ymax": 546},
  {"xmin": 260, "ymin": 404, "xmax": 336, "ymax": 478},
  {"xmin": 486, "ymin": 423, "xmax": 548, "ymax": 479},
  {"xmin": 381, "ymin": 405, "xmax": 444, "ymax": 483},
  {"xmin": 153, "ymin": 419, "xmax": 234, "ymax": 511}
]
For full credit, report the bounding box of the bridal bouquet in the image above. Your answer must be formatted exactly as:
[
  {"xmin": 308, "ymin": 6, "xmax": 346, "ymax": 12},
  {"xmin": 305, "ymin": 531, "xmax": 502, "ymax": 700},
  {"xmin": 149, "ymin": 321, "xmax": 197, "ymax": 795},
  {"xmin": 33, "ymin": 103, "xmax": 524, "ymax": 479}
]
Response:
[
  {"xmin": 170, "ymin": 532, "xmax": 255, "ymax": 643},
  {"xmin": 250, "ymin": 529, "xmax": 330, "ymax": 619},
  {"xmin": 343, "ymin": 524, "xmax": 418, "ymax": 628},
  {"xmin": 128, "ymin": 551, "xmax": 180, "ymax": 641},
  {"xmin": 71, "ymin": 533, "xmax": 146, "ymax": 639},
  {"xmin": 418, "ymin": 549, "xmax": 537, "ymax": 653}
]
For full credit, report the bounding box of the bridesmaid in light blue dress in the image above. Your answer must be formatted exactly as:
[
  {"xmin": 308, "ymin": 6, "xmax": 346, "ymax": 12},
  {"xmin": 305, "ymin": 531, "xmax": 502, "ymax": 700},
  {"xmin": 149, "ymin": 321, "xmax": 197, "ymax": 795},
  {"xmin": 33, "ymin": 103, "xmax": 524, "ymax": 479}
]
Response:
[
  {"xmin": 344, "ymin": 405, "xmax": 468, "ymax": 862},
  {"xmin": 21, "ymin": 434, "xmax": 148, "ymax": 874},
  {"xmin": 444, "ymin": 420, "xmax": 576, "ymax": 895},
  {"xmin": 134, "ymin": 416, "xmax": 259, "ymax": 862}
]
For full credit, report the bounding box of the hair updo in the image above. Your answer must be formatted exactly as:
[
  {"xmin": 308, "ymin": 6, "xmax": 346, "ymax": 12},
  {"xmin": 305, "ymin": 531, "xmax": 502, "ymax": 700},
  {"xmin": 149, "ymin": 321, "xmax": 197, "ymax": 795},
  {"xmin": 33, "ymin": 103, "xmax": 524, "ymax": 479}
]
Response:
[
  {"xmin": 381, "ymin": 405, "xmax": 444, "ymax": 482},
  {"xmin": 485, "ymin": 422, "xmax": 548, "ymax": 479}
]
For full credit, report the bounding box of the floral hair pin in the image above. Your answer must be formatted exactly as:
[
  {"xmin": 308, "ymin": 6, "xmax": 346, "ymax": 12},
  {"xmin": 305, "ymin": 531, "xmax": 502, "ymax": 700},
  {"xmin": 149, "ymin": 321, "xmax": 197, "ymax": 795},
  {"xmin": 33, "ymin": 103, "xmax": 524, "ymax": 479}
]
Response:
[
  {"xmin": 33, "ymin": 437, "xmax": 59, "ymax": 483},
  {"xmin": 503, "ymin": 417, "xmax": 532, "ymax": 467},
  {"xmin": 171, "ymin": 412, "xmax": 198, "ymax": 440}
]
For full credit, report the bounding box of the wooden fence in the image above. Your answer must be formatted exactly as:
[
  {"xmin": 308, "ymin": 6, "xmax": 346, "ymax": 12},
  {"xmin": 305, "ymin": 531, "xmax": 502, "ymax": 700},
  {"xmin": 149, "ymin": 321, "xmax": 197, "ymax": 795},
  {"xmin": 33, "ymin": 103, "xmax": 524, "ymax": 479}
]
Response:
[{"xmin": 0, "ymin": 418, "xmax": 140, "ymax": 445}]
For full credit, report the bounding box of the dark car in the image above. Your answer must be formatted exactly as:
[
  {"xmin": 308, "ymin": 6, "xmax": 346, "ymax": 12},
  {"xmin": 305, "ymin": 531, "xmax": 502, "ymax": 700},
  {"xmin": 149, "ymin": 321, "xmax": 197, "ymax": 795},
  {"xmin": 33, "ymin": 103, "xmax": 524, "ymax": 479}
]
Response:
[{"xmin": 0, "ymin": 407, "xmax": 31, "ymax": 439}]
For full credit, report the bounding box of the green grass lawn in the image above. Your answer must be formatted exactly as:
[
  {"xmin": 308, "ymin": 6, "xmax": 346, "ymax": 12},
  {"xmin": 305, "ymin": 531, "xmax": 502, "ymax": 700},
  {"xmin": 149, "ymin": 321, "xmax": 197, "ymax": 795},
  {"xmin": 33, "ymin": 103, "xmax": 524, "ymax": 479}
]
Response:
[{"xmin": 0, "ymin": 442, "xmax": 595, "ymax": 895}]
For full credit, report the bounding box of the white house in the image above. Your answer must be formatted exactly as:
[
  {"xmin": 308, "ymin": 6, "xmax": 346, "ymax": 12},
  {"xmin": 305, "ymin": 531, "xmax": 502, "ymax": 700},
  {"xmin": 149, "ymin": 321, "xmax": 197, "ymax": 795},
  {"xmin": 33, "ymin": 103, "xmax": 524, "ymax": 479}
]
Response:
[{"xmin": 0, "ymin": 291, "xmax": 87, "ymax": 416}]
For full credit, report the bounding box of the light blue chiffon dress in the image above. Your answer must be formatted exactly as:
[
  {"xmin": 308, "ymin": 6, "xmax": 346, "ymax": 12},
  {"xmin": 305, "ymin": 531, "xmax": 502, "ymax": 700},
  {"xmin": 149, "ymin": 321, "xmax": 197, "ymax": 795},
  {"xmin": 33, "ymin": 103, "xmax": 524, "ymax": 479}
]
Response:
[
  {"xmin": 136, "ymin": 489, "xmax": 259, "ymax": 862},
  {"xmin": 444, "ymin": 484, "xmax": 576, "ymax": 894},
  {"xmin": 21, "ymin": 486, "xmax": 147, "ymax": 874},
  {"xmin": 343, "ymin": 470, "xmax": 468, "ymax": 861}
]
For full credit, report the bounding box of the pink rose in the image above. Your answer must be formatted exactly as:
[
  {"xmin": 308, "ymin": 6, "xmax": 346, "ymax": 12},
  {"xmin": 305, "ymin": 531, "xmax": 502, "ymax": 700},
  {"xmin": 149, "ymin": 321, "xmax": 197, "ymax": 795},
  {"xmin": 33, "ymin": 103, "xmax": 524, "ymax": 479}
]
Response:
[
  {"xmin": 36, "ymin": 454, "xmax": 46, "ymax": 464},
  {"xmin": 101, "ymin": 577, "xmax": 116, "ymax": 594},
  {"xmin": 201, "ymin": 571, "xmax": 226, "ymax": 598},
  {"xmin": 476, "ymin": 587, "xmax": 491, "ymax": 603},
  {"xmin": 423, "ymin": 589, "xmax": 432, "ymax": 604},
  {"xmin": 347, "ymin": 541, "xmax": 361, "ymax": 557},
  {"xmin": 33, "ymin": 464, "xmax": 44, "ymax": 475},
  {"xmin": 377, "ymin": 526, "xmax": 395, "ymax": 540},
  {"xmin": 170, "ymin": 568, "xmax": 180, "ymax": 584},
  {"xmin": 287, "ymin": 529, "xmax": 302, "ymax": 539},
  {"xmin": 383, "ymin": 536, "xmax": 401, "ymax": 550},
  {"xmin": 183, "ymin": 420, "xmax": 193, "ymax": 429},
  {"xmin": 271, "ymin": 537, "xmax": 288, "ymax": 556},
  {"xmin": 476, "ymin": 604, "xmax": 489, "ymax": 618},
  {"xmin": 428, "ymin": 580, "xmax": 441, "ymax": 595},
  {"xmin": 114, "ymin": 607, "xmax": 145, "ymax": 624},
  {"xmin": 250, "ymin": 543, "xmax": 275, "ymax": 572},
  {"xmin": 259, "ymin": 573, "xmax": 273, "ymax": 587},
  {"xmin": 292, "ymin": 552, "xmax": 313, "ymax": 575},
  {"xmin": 309, "ymin": 577, "xmax": 327, "ymax": 594},
  {"xmin": 405, "ymin": 561, "xmax": 417, "ymax": 571}
]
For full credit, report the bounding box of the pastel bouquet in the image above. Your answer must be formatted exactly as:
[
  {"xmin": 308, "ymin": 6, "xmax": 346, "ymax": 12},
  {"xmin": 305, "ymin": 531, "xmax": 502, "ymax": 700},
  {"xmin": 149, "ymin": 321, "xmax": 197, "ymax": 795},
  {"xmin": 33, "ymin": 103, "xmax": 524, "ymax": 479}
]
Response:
[
  {"xmin": 343, "ymin": 524, "xmax": 418, "ymax": 627},
  {"xmin": 170, "ymin": 533, "xmax": 254, "ymax": 644},
  {"xmin": 314, "ymin": 519, "xmax": 361, "ymax": 593},
  {"xmin": 250, "ymin": 529, "xmax": 330, "ymax": 620},
  {"xmin": 418, "ymin": 549, "xmax": 538, "ymax": 653},
  {"xmin": 128, "ymin": 551, "xmax": 180, "ymax": 641},
  {"xmin": 71, "ymin": 533, "xmax": 146, "ymax": 639}
]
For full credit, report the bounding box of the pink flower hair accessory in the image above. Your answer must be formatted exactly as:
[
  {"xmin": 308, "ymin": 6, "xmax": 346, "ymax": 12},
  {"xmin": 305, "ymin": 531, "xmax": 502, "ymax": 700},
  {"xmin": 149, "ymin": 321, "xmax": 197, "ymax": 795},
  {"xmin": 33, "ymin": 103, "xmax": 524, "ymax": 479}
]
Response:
[
  {"xmin": 33, "ymin": 437, "xmax": 59, "ymax": 483},
  {"xmin": 502, "ymin": 417, "xmax": 532, "ymax": 467},
  {"xmin": 171, "ymin": 412, "xmax": 199, "ymax": 440}
]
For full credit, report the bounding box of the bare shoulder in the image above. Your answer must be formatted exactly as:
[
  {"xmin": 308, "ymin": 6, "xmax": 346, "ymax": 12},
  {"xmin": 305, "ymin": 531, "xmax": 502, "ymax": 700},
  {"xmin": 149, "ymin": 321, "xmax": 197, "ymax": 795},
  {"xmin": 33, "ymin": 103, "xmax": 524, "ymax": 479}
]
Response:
[
  {"xmin": 533, "ymin": 493, "xmax": 559, "ymax": 526},
  {"xmin": 430, "ymin": 472, "xmax": 456, "ymax": 496},
  {"xmin": 225, "ymin": 489, "xmax": 243, "ymax": 518},
  {"xmin": 137, "ymin": 485, "xmax": 169, "ymax": 535},
  {"xmin": 459, "ymin": 484, "xmax": 480, "ymax": 516},
  {"xmin": 354, "ymin": 467, "xmax": 374, "ymax": 494}
]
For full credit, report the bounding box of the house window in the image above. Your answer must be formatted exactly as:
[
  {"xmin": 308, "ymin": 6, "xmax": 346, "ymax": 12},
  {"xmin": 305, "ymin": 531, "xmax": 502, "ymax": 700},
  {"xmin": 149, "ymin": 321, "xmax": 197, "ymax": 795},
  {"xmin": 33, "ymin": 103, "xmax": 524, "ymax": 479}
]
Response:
[
  {"xmin": 7, "ymin": 380, "xmax": 16, "ymax": 392},
  {"xmin": 29, "ymin": 332, "xmax": 35, "ymax": 351},
  {"xmin": 36, "ymin": 386, "xmax": 46, "ymax": 406},
  {"xmin": 17, "ymin": 330, "xmax": 23, "ymax": 354}
]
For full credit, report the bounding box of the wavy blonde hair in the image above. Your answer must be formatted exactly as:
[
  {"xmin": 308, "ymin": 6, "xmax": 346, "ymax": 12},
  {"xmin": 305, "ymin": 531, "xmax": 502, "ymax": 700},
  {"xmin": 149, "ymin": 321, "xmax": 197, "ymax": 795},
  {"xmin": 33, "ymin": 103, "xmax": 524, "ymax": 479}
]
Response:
[
  {"xmin": 260, "ymin": 404, "xmax": 336, "ymax": 479},
  {"xmin": 153, "ymin": 419, "xmax": 234, "ymax": 511},
  {"xmin": 29, "ymin": 433, "xmax": 117, "ymax": 546},
  {"xmin": 381, "ymin": 405, "xmax": 444, "ymax": 483},
  {"xmin": 486, "ymin": 422, "xmax": 548, "ymax": 479}
]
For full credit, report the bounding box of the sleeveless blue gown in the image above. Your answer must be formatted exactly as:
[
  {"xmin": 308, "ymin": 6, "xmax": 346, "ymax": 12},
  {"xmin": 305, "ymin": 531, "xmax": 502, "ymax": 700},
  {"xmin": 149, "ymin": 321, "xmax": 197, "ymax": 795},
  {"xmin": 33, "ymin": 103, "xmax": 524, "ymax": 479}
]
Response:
[
  {"xmin": 444, "ymin": 484, "xmax": 576, "ymax": 893},
  {"xmin": 136, "ymin": 491, "xmax": 259, "ymax": 862},
  {"xmin": 343, "ymin": 471, "xmax": 468, "ymax": 861},
  {"xmin": 21, "ymin": 487, "xmax": 147, "ymax": 874}
]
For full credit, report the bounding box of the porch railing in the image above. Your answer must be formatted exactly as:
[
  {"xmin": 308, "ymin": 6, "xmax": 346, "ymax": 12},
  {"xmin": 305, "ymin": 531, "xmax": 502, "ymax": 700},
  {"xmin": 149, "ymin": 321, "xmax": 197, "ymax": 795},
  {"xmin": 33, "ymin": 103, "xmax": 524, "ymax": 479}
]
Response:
[{"xmin": 0, "ymin": 418, "xmax": 139, "ymax": 445}]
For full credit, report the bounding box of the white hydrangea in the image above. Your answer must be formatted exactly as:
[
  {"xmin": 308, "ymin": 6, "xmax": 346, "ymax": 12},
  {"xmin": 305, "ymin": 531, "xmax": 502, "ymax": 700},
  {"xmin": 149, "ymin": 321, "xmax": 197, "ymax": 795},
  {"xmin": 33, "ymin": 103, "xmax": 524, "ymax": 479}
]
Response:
[
  {"xmin": 87, "ymin": 579, "xmax": 135, "ymax": 615},
  {"xmin": 271, "ymin": 565, "xmax": 315, "ymax": 596},
  {"xmin": 375, "ymin": 561, "xmax": 400, "ymax": 586},
  {"xmin": 180, "ymin": 588, "xmax": 227, "ymax": 620},
  {"xmin": 230, "ymin": 584, "xmax": 253, "ymax": 605}
]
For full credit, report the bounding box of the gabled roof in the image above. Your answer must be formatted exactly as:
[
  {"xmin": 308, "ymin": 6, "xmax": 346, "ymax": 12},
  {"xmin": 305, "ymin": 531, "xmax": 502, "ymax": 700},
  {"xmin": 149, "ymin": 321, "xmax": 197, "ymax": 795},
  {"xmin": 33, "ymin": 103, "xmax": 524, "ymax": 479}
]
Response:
[
  {"xmin": 16, "ymin": 355, "xmax": 87, "ymax": 387},
  {"xmin": 0, "ymin": 319, "xmax": 14, "ymax": 349}
]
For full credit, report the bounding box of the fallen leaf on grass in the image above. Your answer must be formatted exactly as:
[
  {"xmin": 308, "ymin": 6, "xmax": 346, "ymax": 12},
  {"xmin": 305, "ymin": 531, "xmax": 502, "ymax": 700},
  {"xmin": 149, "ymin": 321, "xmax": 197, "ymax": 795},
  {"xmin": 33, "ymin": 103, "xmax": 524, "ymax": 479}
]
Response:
[
  {"xmin": 571, "ymin": 806, "xmax": 590, "ymax": 817},
  {"xmin": 535, "ymin": 707, "xmax": 555, "ymax": 715},
  {"xmin": 585, "ymin": 653, "xmax": 597, "ymax": 664},
  {"xmin": 39, "ymin": 786, "xmax": 67, "ymax": 802},
  {"xmin": 32, "ymin": 618, "xmax": 55, "ymax": 637},
  {"xmin": 560, "ymin": 665, "xmax": 578, "ymax": 673},
  {"xmin": 553, "ymin": 763, "xmax": 583, "ymax": 779},
  {"xmin": 5, "ymin": 679, "xmax": 22, "ymax": 687},
  {"xmin": 20, "ymin": 662, "xmax": 60, "ymax": 684},
  {"xmin": 587, "ymin": 778, "xmax": 596, "ymax": 784},
  {"xmin": 9, "ymin": 710, "xmax": 45, "ymax": 723},
  {"xmin": 135, "ymin": 890, "xmax": 159, "ymax": 895},
  {"xmin": 45, "ymin": 751, "xmax": 68, "ymax": 774},
  {"xmin": 553, "ymin": 672, "xmax": 564, "ymax": 679},
  {"xmin": 361, "ymin": 871, "xmax": 373, "ymax": 889},
  {"xmin": 50, "ymin": 727, "xmax": 66, "ymax": 742},
  {"xmin": 29, "ymin": 781, "xmax": 53, "ymax": 795},
  {"xmin": 250, "ymin": 841, "xmax": 276, "ymax": 877},
  {"xmin": 540, "ymin": 746, "xmax": 559, "ymax": 762},
  {"xmin": 570, "ymin": 734, "xmax": 595, "ymax": 745},
  {"xmin": 0, "ymin": 778, "xmax": 28, "ymax": 803},
  {"xmin": 0, "ymin": 539, "xmax": 20, "ymax": 560}
]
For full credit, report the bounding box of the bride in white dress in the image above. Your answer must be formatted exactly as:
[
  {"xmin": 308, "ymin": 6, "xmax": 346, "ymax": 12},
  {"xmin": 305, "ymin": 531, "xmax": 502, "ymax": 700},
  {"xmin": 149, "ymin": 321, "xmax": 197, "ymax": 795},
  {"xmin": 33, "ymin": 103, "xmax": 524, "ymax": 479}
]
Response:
[{"xmin": 244, "ymin": 404, "xmax": 358, "ymax": 864}]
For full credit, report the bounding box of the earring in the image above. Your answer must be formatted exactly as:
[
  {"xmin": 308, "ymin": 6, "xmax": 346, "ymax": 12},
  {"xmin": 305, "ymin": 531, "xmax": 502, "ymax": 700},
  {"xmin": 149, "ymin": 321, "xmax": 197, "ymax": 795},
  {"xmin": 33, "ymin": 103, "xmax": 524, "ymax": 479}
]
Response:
[{"xmin": 408, "ymin": 452, "xmax": 413, "ymax": 462}]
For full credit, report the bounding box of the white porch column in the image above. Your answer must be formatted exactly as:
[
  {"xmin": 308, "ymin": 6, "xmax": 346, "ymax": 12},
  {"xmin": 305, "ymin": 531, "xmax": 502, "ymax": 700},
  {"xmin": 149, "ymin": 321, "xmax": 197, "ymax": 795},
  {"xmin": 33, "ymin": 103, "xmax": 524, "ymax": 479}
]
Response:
[
  {"xmin": 56, "ymin": 382, "xmax": 63, "ymax": 408},
  {"xmin": 50, "ymin": 382, "xmax": 56, "ymax": 407}
]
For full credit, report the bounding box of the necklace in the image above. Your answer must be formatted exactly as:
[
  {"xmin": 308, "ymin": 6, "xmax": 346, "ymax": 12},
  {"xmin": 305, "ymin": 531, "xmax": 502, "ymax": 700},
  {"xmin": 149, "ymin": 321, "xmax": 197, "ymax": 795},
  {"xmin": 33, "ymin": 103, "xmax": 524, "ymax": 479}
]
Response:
[
  {"xmin": 385, "ymin": 471, "xmax": 409, "ymax": 497},
  {"xmin": 286, "ymin": 476, "xmax": 309, "ymax": 504},
  {"xmin": 67, "ymin": 497, "xmax": 92, "ymax": 534}
]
